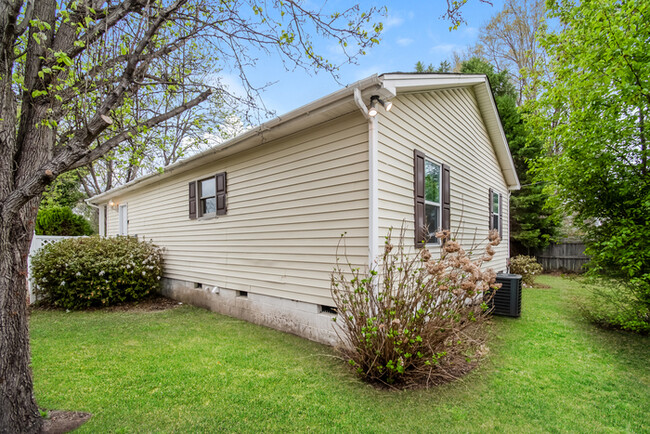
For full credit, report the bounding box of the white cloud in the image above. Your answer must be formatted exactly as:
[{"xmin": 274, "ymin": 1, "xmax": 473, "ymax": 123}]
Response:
[
  {"xmin": 462, "ymin": 26, "xmax": 479, "ymax": 38},
  {"xmin": 215, "ymin": 73, "xmax": 247, "ymax": 99},
  {"xmin": 430, "ymin": 43, "xmax": 463, "ymax": 54},
  {"xmin": 384, "ymin": 14, "xmax": 404, "ymax": 30},
  {"xmin": 396, "ymin": 38, "xmax": 414, "ymax": 47}
]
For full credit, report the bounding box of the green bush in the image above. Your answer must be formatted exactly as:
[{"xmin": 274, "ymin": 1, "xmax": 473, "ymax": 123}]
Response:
[
  {"xmin": 509, "ymin": 255, "xmax": 543, "ymax": 287},
  {"xmin": 31, "ymin": 236, "xmax": 164, "ymax": 309},
  {"xmin": 581, "ymin": 278, "xmax": 650, "ymax": 335},
  {"xmin": 35, "ymin": 206, "xmax": 94, "ymax": 236}
]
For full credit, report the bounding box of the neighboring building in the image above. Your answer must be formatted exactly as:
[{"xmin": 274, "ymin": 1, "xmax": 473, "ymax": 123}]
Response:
[{"xmin": 89, "ymin": 73, "xmax": 520, "ymax": 345}]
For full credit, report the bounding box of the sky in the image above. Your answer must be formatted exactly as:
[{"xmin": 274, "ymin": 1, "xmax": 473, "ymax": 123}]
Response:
[{"xmin": 220, "ymin": 0, "xmax": 506, "ymax": 119}]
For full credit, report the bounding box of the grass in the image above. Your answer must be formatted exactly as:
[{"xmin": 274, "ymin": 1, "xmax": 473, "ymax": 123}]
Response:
[{"xmin": 30, "ymin": 275, "xmax": 650, "ymax": 433}]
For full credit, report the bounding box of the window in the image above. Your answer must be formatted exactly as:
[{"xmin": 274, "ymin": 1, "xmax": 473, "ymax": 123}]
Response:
[
  {"xmin": 199, "ymin": 177, "xmax": 216, "ymax": 217},
  {"xmin": 414, "ymin": 150, "xmax": 450, "ymax": 248},
  {"xmin": 189, "ymin": 172, "xmax": 227, "ymax": 219},
  {"xmin": 491, "ymin": 191, "xmax": 500, "ymax": 233},
  {"xmin": 424, "ymin": 159, "xmax": 442, "ymax": 244},
  {"xmin": 489, "ymin": 188, "xmax": 502, "ymax": 237}
]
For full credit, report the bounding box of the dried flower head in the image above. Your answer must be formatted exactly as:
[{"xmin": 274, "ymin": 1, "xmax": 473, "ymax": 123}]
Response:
[
  {"xmin": 443, "ymin": 240, "xmax": 461, "ymax": 253},
  {"xmin": 435, "ymin": 230, "xmax": 451, "ymax": 240},
  {"xmin": 461, "ymin": 281, "xmax": 475, "ymax": 291}
]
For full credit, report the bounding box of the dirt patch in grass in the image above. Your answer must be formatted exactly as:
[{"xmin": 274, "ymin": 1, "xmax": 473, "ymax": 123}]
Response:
[
  {"xmin": 42, "ymin": 410, "xmax": 91, "ymax": 433},
  {"xmin": 32, "ymin": 294, "xmax": 182, "ymax": 313},
  {"xmin": 103, "ymin": 295, "xmax": 182, "ymax": 312}
]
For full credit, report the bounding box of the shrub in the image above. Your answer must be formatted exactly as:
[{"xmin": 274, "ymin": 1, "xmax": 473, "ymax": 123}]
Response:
[
  {"xmin": 35, "ymin": 206, "xmax": 94, "ymax": 236},
  {"xmin": 331, "ymin": 228, "xmax": 501, "ymax": 389},
  {"xmin": 31, "ymin": 236, "xmax": 164, "ymax": 309},
  {"xmin": 580, "ymin": 278, "xmax": 650, "ymax": 335},
  {"xmin": 509, "ymin": 255, "xmax": 543, "ymax": 287}
]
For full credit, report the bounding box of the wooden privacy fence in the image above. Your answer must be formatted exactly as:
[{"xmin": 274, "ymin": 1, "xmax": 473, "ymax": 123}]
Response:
[{"xmin": 535, "ymin": 241, "xmax": 589, "ymax": 273}]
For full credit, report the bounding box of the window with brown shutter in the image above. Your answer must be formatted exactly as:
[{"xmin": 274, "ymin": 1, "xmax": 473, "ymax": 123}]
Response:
[
  {"xmin": 189, "ymin": 181, "xmax": 197, "ymax": 219},
  {"xmin": 216, "ymin": 172, "xmax": 227, "ymax": 215},
  {"xmin": 414, "ymin": 150, "xmax": 426, "ymax": 248},
  {"xmin": 414, "ymin": 150, "xmax": 450, "ymax": 248},
  {"xmin": 441, "ymin": 164, "xmax": 450, "ymax": 232},
  {"xmin": 189, "ymin": 172, "xmax": 227, "ymax": 219}
]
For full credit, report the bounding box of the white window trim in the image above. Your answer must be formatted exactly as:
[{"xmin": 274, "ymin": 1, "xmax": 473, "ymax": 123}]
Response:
[
  {"xmin": 425, "ymin": 158, "xmax": 442, "ymax": 246},
  {"xmin": 197, "ymin": 176, "xmax": 217, "ymax": 218},
  {"xmin": 492, "ymin": 191, "xmax": 500, "ymax": 232}
]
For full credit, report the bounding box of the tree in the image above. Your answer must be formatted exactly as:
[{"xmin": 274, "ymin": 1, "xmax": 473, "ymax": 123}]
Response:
[
  {"xmin": 529, "ymin": 0, "xmax": 650, "ymax": 330},
  {"xmin": 0, "ymin": 1, "xmax": 383, "ymax": 431},
  {"xmin": 39, "ymin": 171, "xmax": 85, "ymax": 210},
  {"xmin": 415, "ymin": 60, "xmax": 451, "ymax": 73},
  {"xmin": 459, "ymin": 58, "xmax": 559, "ymax": 253},
  {"xmin": 471, "ymin": 0, "xmax": 546, "ymax": 104},
  {"xmin": 35, "ymin": 206, "xmax": 94, "ymax": 236},
  {"xmin": 441, "ymin": 0, "xmax": 494, "ymax": 30}
]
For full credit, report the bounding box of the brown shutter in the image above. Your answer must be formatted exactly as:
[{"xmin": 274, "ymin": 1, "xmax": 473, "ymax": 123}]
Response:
[
  {"xmin": 441, "ymin": 164, "xmax": 450, "ymax": 231},
  {"xmin": 499, "ymin": 192, "xmax": 503, "ymax": 238},
  {"xmin": 414, "ymin": 149, "xmax": 426, "ymax": 248},
  {"xmin": 216, "ymin": 172, "xmax": 227, "ymax": 215},
  {"xmin": 189, "ymin": 181, "xmax": 197, "ymax": 220},
  {"xmin": 488, "ymin": 188, "xmax": 493, "ymax": 231}
]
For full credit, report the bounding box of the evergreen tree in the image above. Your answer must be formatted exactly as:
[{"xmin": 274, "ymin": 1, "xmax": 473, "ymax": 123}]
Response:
[{"xmin": 458, "ymin": 58, "xmax": 559, "ymax": 252}]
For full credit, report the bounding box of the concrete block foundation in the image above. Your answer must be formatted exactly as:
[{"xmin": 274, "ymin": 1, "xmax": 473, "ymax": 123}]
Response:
[{"xmin": 160, "ymin": 277, "xmax": 339, "ymax": 346}]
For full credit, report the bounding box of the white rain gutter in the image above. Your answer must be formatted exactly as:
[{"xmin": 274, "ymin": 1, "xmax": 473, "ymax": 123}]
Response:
[{"xmin": 354, "ymin": 88, "xmax": 379, "ymax": 270}]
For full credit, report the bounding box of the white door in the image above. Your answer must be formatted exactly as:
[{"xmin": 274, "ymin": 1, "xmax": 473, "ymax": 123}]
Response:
[{"xmin": 118, "ymin": 204, "xmax": 128, "ymax": 235}]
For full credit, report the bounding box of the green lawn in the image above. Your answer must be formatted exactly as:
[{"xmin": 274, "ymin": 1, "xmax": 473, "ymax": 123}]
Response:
[{"xmin": 30, "ymin": 275, "xmax": 650, "ymax": 433}]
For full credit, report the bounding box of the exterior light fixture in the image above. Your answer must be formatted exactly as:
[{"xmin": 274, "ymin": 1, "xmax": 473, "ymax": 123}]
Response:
[
  {"xmin": 368, "ymin": 95, "xmax": 392, "ymax": 117},
  {"xmin": 108, "ymin": 200, "xmax": 117, "ymax": 209},
  {"xmin": 368, "ymin": 98, "xmax": 378, "ymax": 117}
]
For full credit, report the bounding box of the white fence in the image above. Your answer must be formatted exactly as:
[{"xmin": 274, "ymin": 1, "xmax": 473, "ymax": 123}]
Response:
[{"xmin": 27, "ymin": 234, "xmax": 82, "ymax": 304}]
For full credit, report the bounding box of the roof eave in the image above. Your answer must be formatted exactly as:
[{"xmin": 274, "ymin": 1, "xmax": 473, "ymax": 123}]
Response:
[{"xmin": 89, "ymin": 74, "xmax": 387, "ymax": 204}]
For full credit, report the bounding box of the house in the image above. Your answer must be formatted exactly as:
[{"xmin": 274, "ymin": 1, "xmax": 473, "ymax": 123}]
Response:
[{"xmin": 89, "ymin": 73, "xmax": 520, "ymax": 345}]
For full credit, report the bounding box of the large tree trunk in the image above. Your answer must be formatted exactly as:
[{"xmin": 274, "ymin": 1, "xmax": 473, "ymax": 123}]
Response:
[{"xmin": 0, "ymin": 203, "xmax": 42, "ymax": 433}]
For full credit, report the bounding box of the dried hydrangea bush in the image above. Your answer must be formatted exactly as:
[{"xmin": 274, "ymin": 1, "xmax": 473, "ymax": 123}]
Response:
[{"xmin": 331, "ymin": 227, "xmax": 501, "ymax": 389}]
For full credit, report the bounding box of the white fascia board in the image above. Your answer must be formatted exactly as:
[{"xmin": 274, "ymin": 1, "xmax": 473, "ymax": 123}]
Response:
[
  {"xmin": 381, "ymin": 74, "xmax": 486, "ymax": 95},
  {"xmin": 472, "ymin": 81, "xmax": 521, "ymax": 190}
]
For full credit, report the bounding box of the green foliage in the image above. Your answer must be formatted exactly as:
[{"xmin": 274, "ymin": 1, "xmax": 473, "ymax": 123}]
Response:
[
  {"xmin": 459, "ymin": 57, "xmax": 560, "ymax": 251},
  {"xmin": 31, "ymin": 236, "xmax": 164, "ymax": 309},
  {"xmin": 580, "ymin": 278, "xmax": 650, "ymax": 335},
  {"xmin": 39, "ymin": 171, "xmax": 86, "ymax": 210},
  {"xmin": 509, "ymin": 255, "xmax": 543, "ymax": 286},
  {"xmin": 529, "ymin": 0, "xmax": 650, "ymax": 332},
  {"xmin": 331, "ymin": 228, "xmax": 501, "ymax": 388},
  {"xmin": 35, "ymin": 206, "xmax": 94, "ymax": 236},
  {"xmin": 415, "ymin": 60, "xmax": 451, "ymax": 73}
]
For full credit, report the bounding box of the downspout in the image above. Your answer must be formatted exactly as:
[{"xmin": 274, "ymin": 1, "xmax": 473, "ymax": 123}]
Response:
[{"xmin": 354, "ymin": 88, "xmax": 379, "ymax": 270}]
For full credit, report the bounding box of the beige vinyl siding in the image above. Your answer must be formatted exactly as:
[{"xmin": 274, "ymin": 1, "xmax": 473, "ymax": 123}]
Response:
[
  {"xmin": 377, "ymin": 87, "xmax": 509, "ymax": 271},
  {"xmin": 105, "ymin": 113, "xmax": 369, "ymax": 305}
]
